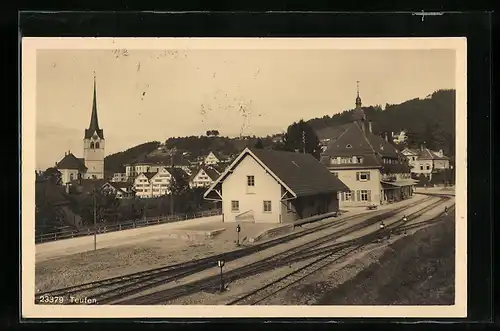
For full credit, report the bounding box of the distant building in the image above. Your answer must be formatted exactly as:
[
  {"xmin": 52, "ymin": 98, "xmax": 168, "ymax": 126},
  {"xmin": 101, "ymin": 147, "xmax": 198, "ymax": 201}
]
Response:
[
  {"xmin": 56, "ymin": 75, "xmax": 105, "ymax": 184},
  {"xmin": 101, "ymin": 181, "xmax": 134, "ymax": 198},
  {"xmin": 204, "ymin": 147, "xmax": 349, "ymax": 224},
  {"xmin": 391, "ymin": 131, "xmax": 408, "ymax": 144},
  {"xmin": 111, "ymin": 172, "xmax": 127, "ymax": 182},
  {"xmin": 125, "ymin": 155, "xmax": 191, "ymax": 182},
  {"xmin": 189, "ymin": 166, "xmax": 220, "ymax": 188},
  {"xmin": 320, "ymin": 84, "xmax": 415, "ymax": 206},
  {"xmin": 401, "ymin": 146, "xmax": 451, "ymax": 179},
  {"xmin": 133, "ymin": 167, "xmax": 189, "ymax": 198},
  {"xmin": 204, "ymin": 151, "xmax": 222, "ymax": 165}
]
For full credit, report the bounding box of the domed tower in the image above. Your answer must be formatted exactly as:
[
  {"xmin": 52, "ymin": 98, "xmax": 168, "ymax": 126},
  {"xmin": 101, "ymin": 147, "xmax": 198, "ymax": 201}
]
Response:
[{"xmin": 83, "ymin": 73, "xmax": 105, "ymax": 179}]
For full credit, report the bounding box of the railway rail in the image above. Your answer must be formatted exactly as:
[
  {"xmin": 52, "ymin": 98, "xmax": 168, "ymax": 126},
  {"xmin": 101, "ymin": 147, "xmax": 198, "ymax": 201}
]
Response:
[
  {"xmin": 226, "ymin": 198, "xmax": 452, "ymax": 306},
  {"xmin": 36, "ymin": 195, "xmax": 447, "ymax": 305},
  {"xmin": 114, "ymin": 195, "xmax": 448, "ymax": 305},
  {"xmin": 36, "ymin": 195, "xmax": 437, "ymax": 304}
]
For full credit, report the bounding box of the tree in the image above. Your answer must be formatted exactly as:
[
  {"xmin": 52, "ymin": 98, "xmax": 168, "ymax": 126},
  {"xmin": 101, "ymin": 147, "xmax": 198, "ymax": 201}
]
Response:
[
  {"xmin": 78, "ymin": 189, "xmax": 121, "ymax": 226},
  {"xmin": 254, "ymin": 138, "xmax": 264, "ymax": 149},
  {"xmin": 283, "ymin": 120, "xmax": 321, "ymax": 159},
  {"xmin": 43, "ymin": 167, "xmax": 62, "ymax": 185}
]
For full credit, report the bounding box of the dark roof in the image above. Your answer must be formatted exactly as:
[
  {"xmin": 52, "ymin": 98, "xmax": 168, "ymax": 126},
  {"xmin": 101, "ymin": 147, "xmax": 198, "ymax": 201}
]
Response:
[
  {"xmin": 418, "ymin": 148, "xmax": 449, "ymax": 160},
  {"xmin": 247, "ymin": 148, "xmax": 350, "ymax": 197},
  {"xmin": 107, "ymin": 181, "xmax": 131, "ymax": 189},
  {"xmin": 84, "ymin": 77, "xmax": 104, "ymax": 140},
  {"xmin": 167, "ymin": 167, "xmax": 189, "ymax": 181},
  {"xmin": 138, "ymin": 172, "xmax": 157, "ymax": 180},
  {"xmin": 315, "ymin": 124, "xmax": 349, "ymax": 142},
  {"xmin": 35, "ymin": 181, "xmax": 71, "ymax": 206},
  {"xmin": 104, "ymin": 181, "xmax": 131, "ymax": 192},
  {"xmin": 202, "ymin": 166, "xmax": 220, "ymax": 181},
  {"xmin": 68, "ymin": 178, "xmax": 107, "ymax": 194},
  {"xmin": 56, "ymin": 153, "xmax": 87, "ymax": 171},
  {"xmin": 320, "ymin": 121, "xmax": 406, "ymax": 170}
]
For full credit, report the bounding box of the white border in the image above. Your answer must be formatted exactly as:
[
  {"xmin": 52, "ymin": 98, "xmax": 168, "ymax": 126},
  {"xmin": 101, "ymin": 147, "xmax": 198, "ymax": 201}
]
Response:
[{"xmin": 22, "ymin": 37, "xmax": 467, "ymax": 319}]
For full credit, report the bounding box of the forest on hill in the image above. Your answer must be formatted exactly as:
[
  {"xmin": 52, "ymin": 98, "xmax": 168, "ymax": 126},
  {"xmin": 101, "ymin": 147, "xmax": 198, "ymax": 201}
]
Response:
[
  {"xmin": 104, "ymin": 141, "xmax": 161, "ymax": 175},
  {"xmin": 104, "ymin": 89, "xmax": 455, "ymax": 174},
  {"xmin": 308, "ymin": 89, "xmax": 456, "ymax": 156}
]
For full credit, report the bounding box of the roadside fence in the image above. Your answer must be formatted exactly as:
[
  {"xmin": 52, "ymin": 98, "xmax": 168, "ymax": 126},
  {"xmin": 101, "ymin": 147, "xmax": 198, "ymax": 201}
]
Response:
[{"xmin": 35, "ymin": 208, "xmax": 222, "ymax": 244}]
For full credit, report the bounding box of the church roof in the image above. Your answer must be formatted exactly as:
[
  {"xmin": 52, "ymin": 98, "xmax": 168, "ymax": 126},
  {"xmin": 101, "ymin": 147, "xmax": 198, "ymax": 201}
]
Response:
[
  {"xmin": 56, "ymin": 153, "xmax": 87, "ymax": 171},
  {"xmin": 84, "ymin": 75, "xmax": 104, "ymax": 140}
]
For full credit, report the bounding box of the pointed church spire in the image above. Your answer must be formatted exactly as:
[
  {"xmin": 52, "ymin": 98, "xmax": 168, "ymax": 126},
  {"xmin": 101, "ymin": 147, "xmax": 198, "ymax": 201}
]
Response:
[{"xmin": 84, "ymin": 72, "xmax": 104, "ymax": 139}]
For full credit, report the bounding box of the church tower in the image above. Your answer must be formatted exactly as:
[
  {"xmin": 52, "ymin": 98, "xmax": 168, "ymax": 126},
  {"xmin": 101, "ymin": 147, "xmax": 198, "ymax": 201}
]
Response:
[
  {"xmin": 351, "ymin": 80, "xmax": 367, "ymax": 131},
  {"xmin": 83, "ymin": 74, "xmax": 105, "ymax": 179}
]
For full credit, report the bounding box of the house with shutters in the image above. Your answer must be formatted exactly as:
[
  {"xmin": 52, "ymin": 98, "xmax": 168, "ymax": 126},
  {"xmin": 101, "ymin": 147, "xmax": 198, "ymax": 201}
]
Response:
[
  {"xmin": 203, "ymin": 147, "xmax": 349, "ymax": 224},
  {"xmin": 320, "ymin": 84, "xmax": 415, "ymax": 207}
]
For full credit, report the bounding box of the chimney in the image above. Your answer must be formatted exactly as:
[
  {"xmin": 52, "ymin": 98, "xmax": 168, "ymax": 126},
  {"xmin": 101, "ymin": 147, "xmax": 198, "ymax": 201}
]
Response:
[
  {"xmin": 438, "ymin": 149, "xmax": 444, "ymax": 157},
  {"xmin": 65, "ymin": 182, "xmax": 70, "ymax": 194},
  {"xmin": 368, "ymin": 121, "xmax": 373, "ymax": 133},
  {"xmin": 420, "ymin": 144, "xmax": 424, "ymax": 151},
  {"xmin": 384, "ymin": 133, "xmax": 388, "ymax": 142},
  {"xmin": 391, "ymin": 131, "xmax": 394, "ymax": 138}
]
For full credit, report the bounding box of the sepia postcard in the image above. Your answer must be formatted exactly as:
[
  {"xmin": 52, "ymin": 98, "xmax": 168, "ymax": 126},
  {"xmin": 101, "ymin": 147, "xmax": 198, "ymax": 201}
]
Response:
[{"xmin": 21, "ymin": 37, "xmax": 467, "ymax": 319}]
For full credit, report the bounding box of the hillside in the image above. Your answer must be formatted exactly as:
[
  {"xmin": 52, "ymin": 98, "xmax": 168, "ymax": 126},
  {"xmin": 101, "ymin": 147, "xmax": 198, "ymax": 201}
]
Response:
[
  {"xmin": 104, "ymin": 89, "xmax": 455, "ymax": 174},
  {"xmin": 309, "ymin": 89, "xmax": 455, "ymax": 156},
  {"xmin": 104, "ymin": 141, "xmax": 161, "ymax": 175}
]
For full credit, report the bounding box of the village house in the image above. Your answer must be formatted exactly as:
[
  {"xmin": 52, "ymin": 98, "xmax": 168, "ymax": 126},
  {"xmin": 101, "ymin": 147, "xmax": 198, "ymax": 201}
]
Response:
[
  {"xmin": 101, "ymin": 181, "xmax": 134, "ymax": 198},
  {"xmin": 391, "ymin": 130, "xmax": 408, "ymax": 144},
  {"xmin": 319, "ymin": 86, "xmax": 415, "ymax": 207},
  {"xmin": 401, "ymin": 146, "xmax": 451, "ymax": 180},
  {"xmin": 56, "ymin": 75, "xmax": 105, "ymax": 184},
  {"xmin": 189, "ymin": 166, "xmax": 220, "ymax": 188},
  {"xmin": 133, "ymin": 167, "xmax": 189, "ymax": 198},
  {"xmin": 125, "ymin": 155, "xmax": 191, "ymax": 182},
  {"xmin": 203, "ymin": 151, "xmax": 230, "ymax": 165},
  {"xmin": 111, "ymin": 172, "xmax": 127, "ymax": 182},
  {"xmin": 203, "ymin": 147, "xmax": 349, "ymax": 224}
]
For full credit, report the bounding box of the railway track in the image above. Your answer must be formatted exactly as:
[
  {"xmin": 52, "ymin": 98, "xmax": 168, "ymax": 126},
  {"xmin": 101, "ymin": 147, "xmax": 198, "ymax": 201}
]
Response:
[
  {"xmin": 226, "ymin": 197, "xmax": 451, "ymax": 305},
  {"xmin": 36, "ymin": 195, "xmax": 438, "ymax": 304},
  {"xmin": 114, "ymin": 196, "xmax": 448, "ymax": 305}
]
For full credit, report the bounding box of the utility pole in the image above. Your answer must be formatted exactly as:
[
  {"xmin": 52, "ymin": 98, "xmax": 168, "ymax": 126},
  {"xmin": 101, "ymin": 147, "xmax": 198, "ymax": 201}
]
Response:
[
  {"xmin": 302, "ymin": 130, "xmax": 306, "ymax": 154},
  {"xmin": 169, "ymin": 148, "xmax": 176, "ymax": 217},
  {"xmin": 93, "ymin": 189, "xmax": 97, "ymax": 251}
]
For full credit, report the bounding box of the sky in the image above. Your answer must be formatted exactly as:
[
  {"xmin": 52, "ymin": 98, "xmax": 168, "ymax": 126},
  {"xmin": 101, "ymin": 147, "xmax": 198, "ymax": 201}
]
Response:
[{"xmin": 35, "ymin": 48, "xmax": 456, "ymax": 170}]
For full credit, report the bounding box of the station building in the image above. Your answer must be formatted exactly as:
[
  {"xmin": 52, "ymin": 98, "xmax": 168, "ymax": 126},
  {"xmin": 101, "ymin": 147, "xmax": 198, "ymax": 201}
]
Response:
[{"xmin": 203, "ymin": 147, "xmax": 349, "ymax": 224}]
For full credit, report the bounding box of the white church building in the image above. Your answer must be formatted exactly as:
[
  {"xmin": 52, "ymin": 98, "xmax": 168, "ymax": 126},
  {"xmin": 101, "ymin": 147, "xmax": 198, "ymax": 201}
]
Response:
[{"xmin": 55, "ymin": 75, "xmax": 106, "ymax": 185}]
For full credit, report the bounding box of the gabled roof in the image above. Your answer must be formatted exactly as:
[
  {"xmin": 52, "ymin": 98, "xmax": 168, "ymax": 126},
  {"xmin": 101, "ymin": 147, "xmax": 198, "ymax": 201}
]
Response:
[
  {"xmin": 167, "ymin": 167, "xmax": 189, "ymax": 182},
  {"xmin": 137, "ymin": 172, "xmax": 157, "ymax": 180},
  {"xmin": 204, "ymin": 167, "xmax": 220, "ymax": 181},
  {"xmin": 417, "ymin": 148, "xmax": 450, "ymax": 160},
  {"xmin": 315, "ymin": 124, "xmax": 350, "ymax": 142},
  {"xmin": 68, "ymin": 178, "xmax": 107, "ymax": 195},
  {"xmin": 56, "ymin": 153, "xmax": 87, "ymax": 171},
  {"xmin": 204, "ymin": 147, "xmax": 350, "ymax": 200},
  {"xmin": 35, "ymin": 180, "xmax": 71, "ymax": 206},
  {"xmin": 103, "ymin": 181, "xmax": 131, "ymax": 193}
]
